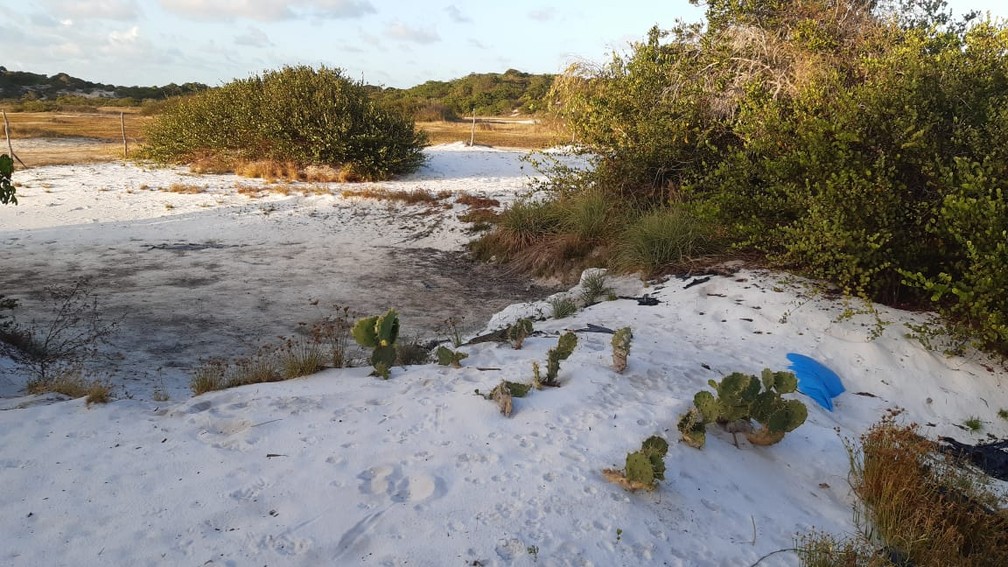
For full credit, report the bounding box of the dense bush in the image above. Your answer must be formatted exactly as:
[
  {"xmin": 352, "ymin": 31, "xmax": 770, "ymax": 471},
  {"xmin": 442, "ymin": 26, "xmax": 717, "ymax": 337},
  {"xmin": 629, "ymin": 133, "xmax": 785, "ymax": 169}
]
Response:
[
  {"xmin": 142, "ymin": 65, "xmax": 427, "ymax": 180},
  {"xmin": 481, "ymin": 0, "xmax": 1008, "ymax": 352}
]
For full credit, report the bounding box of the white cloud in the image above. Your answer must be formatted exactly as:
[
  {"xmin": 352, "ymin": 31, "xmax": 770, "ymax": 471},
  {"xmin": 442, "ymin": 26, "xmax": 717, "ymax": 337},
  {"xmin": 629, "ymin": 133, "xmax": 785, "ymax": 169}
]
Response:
[
  {"xmin": 386, "ymin": 21, "xmax": 440, "ymax": 45},
  {"xmin": 108, "ymin": 25, "xmax": 140, "ymax": 45},
  {"xmin": 42, "ymin": 0, "xmax": 140, "ymax": 21},
  {"xmin": 158, "ymin": 0, "xmax": 375, "ymax": 22},
  {"xmin": 445, "ymin": 5, "xmax": 470, "ymax": 23},
  {"xmin": 234, "ymin": 26, "xmax": 273, "ymax": 48},
  {"xmin": 528, "ymin": 7, "xmax": 557, "ymax": 22}
]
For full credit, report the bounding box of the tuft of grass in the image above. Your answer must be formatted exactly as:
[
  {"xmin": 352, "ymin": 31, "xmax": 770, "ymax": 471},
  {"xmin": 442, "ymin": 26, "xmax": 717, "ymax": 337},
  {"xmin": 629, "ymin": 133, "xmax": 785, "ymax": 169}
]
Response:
[
  {"xmin": 458, "ymin": 208, "xmax": 500, "ymax": 224},
  {"xmin": 998, "ymin": 408, "xmax": 1008, "ymax": 421},
  {"xmin": 277, "ymin": 337, "xmax": 326, "ymax": 379},
  {"xmin": 164, "ymin": 183, "xmax": 206, "ymax": 194},
  {"xmin": 395, "ymin": 339, "xmax": 430, "ymax": 366},
  {"xmin": 794, "ymin": 530, "xmax": 870, "ymax": 567},
  {"xmin": 190, "ymin": 359, "xmax": 228, "ymax": 395},
  {"xmin": 549, "ymin": 295, "xmax": 578, "ymax": 319},
  {"xmin": 616, "ymin": 204, "xmax": 718, "ymax": 275},
  {"xmin": 456, "ymin": 193, "xmax": 501, "ymax": 208},
  {"xmin": 964, "ymin": 416, "xmax": 984, "ymax": 432},
  {"xmin": 580, "ymin": 271, "xmax": 614, "ymax": 306},
  {"xmin": 472, "ymin": 198, "xmax": 562, "ymax": 258},
  {"xmin": 26, "ymin": 371, "xmax": 112, "ymax": 405},
  {"xmin": 341, "ymin": 187, "xmax": 444, "ymax": 204},
  {"xmin": 847, "ymin": 417, "xmax": 1008, "ymax": 566}
]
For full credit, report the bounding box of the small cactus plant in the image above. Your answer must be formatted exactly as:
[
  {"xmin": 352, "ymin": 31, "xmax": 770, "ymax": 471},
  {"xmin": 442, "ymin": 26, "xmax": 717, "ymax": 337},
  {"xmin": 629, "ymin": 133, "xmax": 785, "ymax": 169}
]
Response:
[
  {"xmin": 603, "ymin": 435, "xmax": 669, "ymax": 492},
  {"xmin": 677, "ymin": 369, "xmax": 807, "ymax": 448},
  {"xmin": 485, "ymin": 380, "xmax": 531, "ymax": 417},
  {"xmin": 507, "ymin": 318, "xmax": 534, "ymax": 349},
  {"xmin": 611, "ymin": 327, "xmax": 632, "ymax": 373},
  {"xmin": 351, "ymin": 308, "xmax": 400, "ymax": 379},
  {"xmin": 538, "ymin": 331, "xmax": 578, "ymax": 387},
  {"xmin": 435, "ymin": 345, "xmax": 468, "ymax": 368}
]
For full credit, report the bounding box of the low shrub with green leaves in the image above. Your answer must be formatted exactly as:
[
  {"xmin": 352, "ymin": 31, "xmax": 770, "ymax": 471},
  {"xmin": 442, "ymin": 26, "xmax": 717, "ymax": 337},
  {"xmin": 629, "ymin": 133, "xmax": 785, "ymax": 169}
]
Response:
[
  {"xmin": 351, "ymin": 308, "xmax": 400, "ymax": 379},
  {"xmin": 142, "ymin": 65, "xmax": 427, "ymax": 181},
  {"xmin": 678, "ymin": 369, "xmax": 808, "ymax": 448},
  {"xmin": 1, "ymin": 154, "xmax": 16, "ymax": 205}
]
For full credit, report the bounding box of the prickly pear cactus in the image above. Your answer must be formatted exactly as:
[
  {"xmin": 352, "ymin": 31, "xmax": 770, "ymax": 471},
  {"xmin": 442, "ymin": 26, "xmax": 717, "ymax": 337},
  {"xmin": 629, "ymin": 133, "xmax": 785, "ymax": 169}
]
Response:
[
  {"xmin": 507, "ymin": 318, "xmax": 533, "ymax": 349},
  {"xmin": 677, "ymin": 407, "xmax": 707, "ymax": 448},
  {"xmin": 681, "ymin": 369, "xmax": 807, "ymax": 448},
  {"xmin": 611, "ymin": 327, "xmax": 632, "ymax": 373},
  {"xmin": 352, "ymin": 308, "xmax": 400, "ymax": 379},
  {"xmin": 543, "ymin": 331, "xmax": 578, "ymax": 386},
  {"xmin": 436, "ymin": 345, "xmax": 468, "ymax": 368},
  {"xmin": 605, "ymin": 434, "xmax": 669, "ymax": 491}
]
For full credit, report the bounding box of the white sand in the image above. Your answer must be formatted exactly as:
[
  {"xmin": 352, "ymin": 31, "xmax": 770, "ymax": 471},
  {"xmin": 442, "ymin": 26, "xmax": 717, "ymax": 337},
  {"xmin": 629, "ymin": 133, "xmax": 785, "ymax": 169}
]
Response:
[{"xmin": 1, "ymin": 145, "xmax": 1006, "ymax": 566}]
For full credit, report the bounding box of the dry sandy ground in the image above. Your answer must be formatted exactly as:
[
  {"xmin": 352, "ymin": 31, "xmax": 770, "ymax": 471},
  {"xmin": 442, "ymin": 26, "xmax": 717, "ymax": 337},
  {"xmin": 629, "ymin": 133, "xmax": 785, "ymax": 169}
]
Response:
[{"xmin": 0, "ymin": 144, "xmax": 559, "ymax": 400}]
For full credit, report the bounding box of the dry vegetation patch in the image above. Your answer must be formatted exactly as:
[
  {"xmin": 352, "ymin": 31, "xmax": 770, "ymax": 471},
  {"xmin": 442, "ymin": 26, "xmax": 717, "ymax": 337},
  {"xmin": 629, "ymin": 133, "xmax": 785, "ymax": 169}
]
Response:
[
  {"xmin": 418, "ymin": 119, "xmax": 562, "ymax": 148},
  {"xmin": 340, "ymin": 187, "xmax": 449, "ymax": 205}
]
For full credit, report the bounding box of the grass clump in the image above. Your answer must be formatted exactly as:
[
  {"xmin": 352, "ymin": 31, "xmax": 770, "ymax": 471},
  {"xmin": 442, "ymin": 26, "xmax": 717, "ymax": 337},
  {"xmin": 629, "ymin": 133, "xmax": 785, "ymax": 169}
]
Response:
[
  {"xmin": 615, "ymin": 205, "xmax": 718, "ymax": 276},
  {"xmin": 964, "ymin": 416, "xmax": 984, "ymax": 432},
  {"xmin": 579, "ymin": 270, "xmax": 614, "ymax": 306},
  {"xmin": 142, "ymin": 65, "xmax": 426, "ymax": 181},
  {"xmin": 548, "ymin": 295, "xmax": 578, "ymax": 319},
  {"xmin": 26, "ymin": 371, "xmax": 112, "ymax": 405},
  {"xmin": 798, "ymin": 416, "xmax": 1008, "ymax": 567}
]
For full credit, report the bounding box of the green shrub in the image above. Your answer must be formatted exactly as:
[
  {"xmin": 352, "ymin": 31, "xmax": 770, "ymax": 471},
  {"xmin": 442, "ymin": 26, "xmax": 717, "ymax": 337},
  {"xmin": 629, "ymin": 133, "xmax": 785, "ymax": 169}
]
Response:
[
  {"xmin": 548, "ymin": 296, "xmax": 578, "ymax": 319},
  {"xmin": 1, "ymin": 154, "xmax": 15, "ymax": 205},
  {"xmin": 616, "ymin": 204, "xmax": 718, "ymax": 274},
  {"xmin": 142, "ymin": 65, "xmax": 427, "ymax": 180}
]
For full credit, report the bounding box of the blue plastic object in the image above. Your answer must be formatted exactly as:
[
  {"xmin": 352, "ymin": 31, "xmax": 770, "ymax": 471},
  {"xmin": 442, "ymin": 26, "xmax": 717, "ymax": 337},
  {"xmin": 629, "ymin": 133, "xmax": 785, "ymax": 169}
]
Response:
[{"xmin": 786, "ymin": 353, "xmax": 845, "ymax": 411}]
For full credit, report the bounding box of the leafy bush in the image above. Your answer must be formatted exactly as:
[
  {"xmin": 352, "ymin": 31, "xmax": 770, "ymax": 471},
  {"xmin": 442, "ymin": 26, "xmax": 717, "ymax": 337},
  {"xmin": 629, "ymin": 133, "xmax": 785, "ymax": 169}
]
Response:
[
  {"xmin": 476, "ymin": 0, "xmax": 1008, "ymax": 353},
  {"xmin": 351, "ymin": 308, "xmax": 400, "ymax": 379},
  {"xmin": 142, "ymin": 65, "xmax": 427, "ymax": 181},
  {"xmin": 1, "ymin": 154, "xmax": 15, "ymax": 205},
  {"xmin": 0, "ymin": 278, "xmax": 118, "ymax": 385},
  {"xmin": 678, "ymin": 369, "xmax": 807, "ymax": 448}
]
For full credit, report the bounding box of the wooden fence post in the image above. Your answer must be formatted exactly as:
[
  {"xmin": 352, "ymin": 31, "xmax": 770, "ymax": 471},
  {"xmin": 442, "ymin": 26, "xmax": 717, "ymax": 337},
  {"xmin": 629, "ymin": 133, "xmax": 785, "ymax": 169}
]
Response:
[
  {"xmin": 2, "ymin": 110, "xmax": 25, "ymax": 167},
  {"xmin": 120, "ymin": 112, "xmax": 128, "ymax": 158},
  {"xmin": 469, "ymin": 108, "xmax": 476, "ymax": 146}
]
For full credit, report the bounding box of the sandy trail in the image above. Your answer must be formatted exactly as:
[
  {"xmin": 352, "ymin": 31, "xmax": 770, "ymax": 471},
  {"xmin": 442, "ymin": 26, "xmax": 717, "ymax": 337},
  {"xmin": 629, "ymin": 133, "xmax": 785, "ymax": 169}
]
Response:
[{"xmin": 0, "ymin": 145, "xmax": 557, "ymax": 400}]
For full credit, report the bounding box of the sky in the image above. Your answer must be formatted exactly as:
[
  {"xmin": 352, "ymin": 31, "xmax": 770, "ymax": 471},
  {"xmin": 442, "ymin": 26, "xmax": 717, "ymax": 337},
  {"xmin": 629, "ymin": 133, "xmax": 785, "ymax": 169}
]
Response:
[{"xmin": 2, "ymin": 1, "xmax": 1007, "ymax": 90}]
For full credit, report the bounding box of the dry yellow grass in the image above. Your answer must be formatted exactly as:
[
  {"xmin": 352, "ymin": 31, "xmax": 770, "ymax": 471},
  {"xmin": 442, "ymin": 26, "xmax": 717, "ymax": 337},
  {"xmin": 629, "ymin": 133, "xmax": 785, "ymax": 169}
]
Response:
[
  {"xmin": 418, "ymin": 118, "xmax": 564, "ymax": 148},
  {"xmin": 164, "ymin": 183, "xmax": 206, "ymax": 194},
  {"xmin": 341, "ymin": 187, "xmax": 447, "ymax": 204},
  {"xmin": 0, "ymin": 111, "xmax": 563, "ymax": 168}
]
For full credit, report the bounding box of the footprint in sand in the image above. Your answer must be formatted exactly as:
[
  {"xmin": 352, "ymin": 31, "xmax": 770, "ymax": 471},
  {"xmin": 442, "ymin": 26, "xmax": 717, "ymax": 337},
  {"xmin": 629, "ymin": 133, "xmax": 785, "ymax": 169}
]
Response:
[{"xmin": 356, "ymin": 465, "xmax": 443, "ymax": 503}]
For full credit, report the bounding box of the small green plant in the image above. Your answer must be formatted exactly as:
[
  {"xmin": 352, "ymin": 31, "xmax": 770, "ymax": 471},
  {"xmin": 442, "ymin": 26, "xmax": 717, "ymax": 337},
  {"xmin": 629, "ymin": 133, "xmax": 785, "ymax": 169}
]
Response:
[
  {"xmin": 999, "ymin": 408, "xmax": 1008, "ymax": 421},
  {"xmin": 277, "ymin": 337, "xmax": 326, "ymax": 379},
  {"xmin": 535, "ymin": 331, "xmax": 578, "ymax": 387},
  {"xmin": 964, "ymin": 416, "xmax": 983, "ymax": 432},
  {"xmin": 678, "ymin": 369, "xmax": 808, "ymax": 448},
  {"xmin": 507, "ymin": 317, "xmax": 534, "ymax": 349},
  {"xmin": 616, "ymin": 528, "xmax": 622, "ymax": 543},
  {"xmin": 436, "ymin": 345, "xmax": 468, "ymax": 368},
  {"xmin": 579, "ymin": 271, "xmax": 614, "ymax": 306},
  {"xmin": 548, "ymin": 295, "xmax": 578, "ymax": 319},
  {"xmin": 310, "ymin": 305, "xmax": 357, "ymax": 368},
  {"xmin": 611, "ymin": 326, "xmax": 632, "ymax": 373},
  {"xmin": 603, "ymin": 435, "xmax": 669, "ymax": 492},
  {"xmin": 1, "ymin": 154, "xmax": 16, "ymax": 205},
  {"xmin": 438, "ymin": 315, "xmax": 464, "ymax": 347},
  {"xmin": 351, "ymin": 308, "xmax": 400, "ymax": 379}
]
